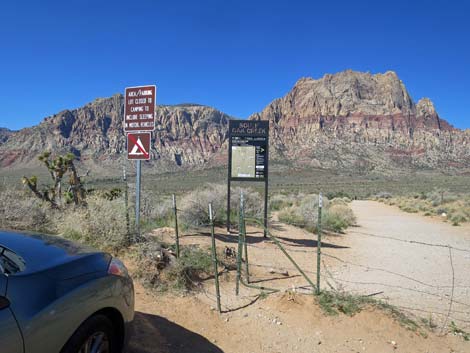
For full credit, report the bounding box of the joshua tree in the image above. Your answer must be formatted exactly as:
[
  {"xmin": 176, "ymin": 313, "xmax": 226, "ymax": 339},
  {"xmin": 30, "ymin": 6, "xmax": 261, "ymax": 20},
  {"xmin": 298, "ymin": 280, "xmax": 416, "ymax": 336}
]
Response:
[{"xmin": 22, "ymin": 152, "xmax": 87, "ymax": 208}]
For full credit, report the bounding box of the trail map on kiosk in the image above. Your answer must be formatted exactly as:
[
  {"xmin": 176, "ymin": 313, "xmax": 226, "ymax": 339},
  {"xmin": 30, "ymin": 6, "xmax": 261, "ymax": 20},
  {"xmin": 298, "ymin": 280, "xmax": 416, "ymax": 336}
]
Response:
[{"xmin": 229, "ymin": 120, "xmax": 269, "ymax": 181}]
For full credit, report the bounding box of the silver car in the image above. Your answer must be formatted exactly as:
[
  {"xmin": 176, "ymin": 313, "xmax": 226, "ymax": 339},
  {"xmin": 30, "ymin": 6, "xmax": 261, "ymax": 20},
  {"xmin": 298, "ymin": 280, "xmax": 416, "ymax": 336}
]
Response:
[{"xmin": 0, "ymin": 230, "xmax": 134, "ymax": 353}]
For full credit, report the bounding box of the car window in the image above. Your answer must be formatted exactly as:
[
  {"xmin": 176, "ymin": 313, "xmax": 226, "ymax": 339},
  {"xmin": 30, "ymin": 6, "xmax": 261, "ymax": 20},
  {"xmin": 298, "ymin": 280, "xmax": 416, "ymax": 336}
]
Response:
[{"xmin": 0, "ymin": 247, "xmax": 26, "ymax": 274}]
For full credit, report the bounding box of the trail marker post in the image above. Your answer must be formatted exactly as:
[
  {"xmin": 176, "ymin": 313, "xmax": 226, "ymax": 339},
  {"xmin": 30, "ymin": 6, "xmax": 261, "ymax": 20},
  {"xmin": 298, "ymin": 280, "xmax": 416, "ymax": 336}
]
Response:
[{"xmin": 227, "ymin": 120, "xmax": 269, "ymax": 237}]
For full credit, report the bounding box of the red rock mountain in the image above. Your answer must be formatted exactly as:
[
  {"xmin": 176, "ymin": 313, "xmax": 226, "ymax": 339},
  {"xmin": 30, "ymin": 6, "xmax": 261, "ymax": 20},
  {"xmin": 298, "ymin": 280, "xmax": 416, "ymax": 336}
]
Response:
[{"xmin": 1, "ymin": 70, "xmax": 468, "ymax": 173}]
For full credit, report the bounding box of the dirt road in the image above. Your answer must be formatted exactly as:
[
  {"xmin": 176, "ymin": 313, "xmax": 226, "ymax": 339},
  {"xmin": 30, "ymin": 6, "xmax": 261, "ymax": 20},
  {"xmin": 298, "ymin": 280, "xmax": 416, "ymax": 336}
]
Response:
[
  {"xmin": 125, "ymin": 200, "xmax": 470, "ymax": 352},
  {"xmin": 328, "ymin": 201, "xmax": 470, "ymax": 329}
]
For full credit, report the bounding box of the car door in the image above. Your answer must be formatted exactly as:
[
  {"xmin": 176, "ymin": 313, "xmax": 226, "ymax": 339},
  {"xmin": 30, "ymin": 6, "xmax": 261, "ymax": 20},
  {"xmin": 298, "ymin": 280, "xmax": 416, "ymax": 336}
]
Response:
[{"xmin": 0, "ymin": 274, "xmax": 23, "ymax": 353}]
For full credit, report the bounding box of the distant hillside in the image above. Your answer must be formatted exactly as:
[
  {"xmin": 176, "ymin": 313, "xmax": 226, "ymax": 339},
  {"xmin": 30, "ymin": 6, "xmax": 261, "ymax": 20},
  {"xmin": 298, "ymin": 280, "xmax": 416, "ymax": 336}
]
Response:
[
  {"xmin": 1, "ymin": 70, "xmax": 469, "ymax": 174},
  {"xmin": 0, "ymin": 127, "xmax": 13, "ymax": 145}
]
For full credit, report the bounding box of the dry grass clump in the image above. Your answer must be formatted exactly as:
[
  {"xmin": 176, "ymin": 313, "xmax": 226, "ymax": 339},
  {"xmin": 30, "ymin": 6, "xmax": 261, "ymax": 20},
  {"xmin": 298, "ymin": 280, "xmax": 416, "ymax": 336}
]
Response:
[
  {"xmin": 1, "ymin": 189, "xmax": 131, "ymax": 252},
  {"xmin": 323, "ymin": 204, "xmax": 357, "ymax": 232},
  {"xmin": 277, "ymin": 193, "xmax": 355, "ymax": 233},
  {"xmin": 376, "ymin": 189, "xmax": 470, "ymax": 225},
  {"xmin": 269, "ymin": 193, "xmax": 296, "ymax": 211},
  {"xmin": 179, "ymin": 184, "xmax": 262, "ymax": 227},
  {"xmin": 133, "ymin": 241, "xmax": 213, "ymax": 292},
  {"xmin": 0, "ymin": 189, "xmax": 51, "ymax": 232},
  {"xmin": 57, "ymin": 195, "xmax": 129, "ymax": 252}
]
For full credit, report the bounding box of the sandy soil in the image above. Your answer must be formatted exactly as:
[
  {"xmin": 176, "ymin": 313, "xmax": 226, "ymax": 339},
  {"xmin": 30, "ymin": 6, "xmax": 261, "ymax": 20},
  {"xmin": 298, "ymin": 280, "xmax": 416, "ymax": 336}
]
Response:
[
  {"xmin": 328, "ymin": 201, "xmax": 470, "ymax": 329},
  {"xmin": 125, "ymin": 200, "xmax": 470, "ymax": 353}
]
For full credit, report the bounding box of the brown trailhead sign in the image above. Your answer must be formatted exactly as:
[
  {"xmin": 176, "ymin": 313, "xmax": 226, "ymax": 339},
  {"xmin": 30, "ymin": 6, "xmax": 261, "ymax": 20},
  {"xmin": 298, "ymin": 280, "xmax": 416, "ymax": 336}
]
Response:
[
  {"xmin": 124, "ymin": 85, "xmax": 156, "ymax": 131},
  {"xmin": 127, "ymin": 132, "xmax": 151, "ymax": 160}
]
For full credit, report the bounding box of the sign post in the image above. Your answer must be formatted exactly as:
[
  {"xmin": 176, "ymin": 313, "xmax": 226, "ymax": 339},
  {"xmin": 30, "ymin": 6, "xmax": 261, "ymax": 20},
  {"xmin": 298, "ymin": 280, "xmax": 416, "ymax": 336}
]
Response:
[
  {"xmin": 227, "ymin": 120, "xmax": 269, "ymax": 237},
  {"xmin": 124, "ymin": 85, "xmax": 156, "ymax": 240}
]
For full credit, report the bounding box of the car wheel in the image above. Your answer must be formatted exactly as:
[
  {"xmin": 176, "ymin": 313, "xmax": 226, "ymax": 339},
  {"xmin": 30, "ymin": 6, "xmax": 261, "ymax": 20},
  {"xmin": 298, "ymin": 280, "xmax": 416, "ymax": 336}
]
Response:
[{"xmin": 61, "ymin": 314, "xmax": 119, "ymax": 353}]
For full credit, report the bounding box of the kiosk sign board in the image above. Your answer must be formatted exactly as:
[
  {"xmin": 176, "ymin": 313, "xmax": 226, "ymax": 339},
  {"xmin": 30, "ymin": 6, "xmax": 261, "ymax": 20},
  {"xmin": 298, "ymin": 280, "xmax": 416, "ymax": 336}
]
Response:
[
  {"xmin": 227, "ymin": 120, "xmax": 269, "ymax": 236},
  {"xmin": 228, "ymin": 120, "xmax": 269, "ymax": 181}
]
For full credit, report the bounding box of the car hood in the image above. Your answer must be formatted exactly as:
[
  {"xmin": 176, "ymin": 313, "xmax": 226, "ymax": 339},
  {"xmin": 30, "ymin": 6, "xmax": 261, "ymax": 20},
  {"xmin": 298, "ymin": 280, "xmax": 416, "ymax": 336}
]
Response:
[{"xmin": 0, "ymin": 230, "xmax": 111, "ymax": 277}]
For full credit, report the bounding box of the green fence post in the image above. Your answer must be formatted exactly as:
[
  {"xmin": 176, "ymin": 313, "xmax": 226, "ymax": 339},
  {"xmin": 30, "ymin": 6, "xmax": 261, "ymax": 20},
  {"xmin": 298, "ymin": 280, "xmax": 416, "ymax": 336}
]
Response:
[
  {"xmin": 209, "ymin": 203, "xmax": 221, "ymax": 313},
  {"xmin": 316, "ymin": 192, "xmax": 323, "ymax": 295},
  {"xmin": 241, "ymin": 191, "xmax": 250, "ymax": 283},
  {"xmin": 172, "ymin": 194, "xmax": 180, "ymax": 258},
  {"xmin": 235, "ymin": 196, "xmax": 244, "ymax": 296}
]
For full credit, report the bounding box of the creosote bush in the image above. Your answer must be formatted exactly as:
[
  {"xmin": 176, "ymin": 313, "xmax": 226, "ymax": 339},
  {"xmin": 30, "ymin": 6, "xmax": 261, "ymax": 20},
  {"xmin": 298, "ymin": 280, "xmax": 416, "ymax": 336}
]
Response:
[
  {"xmin": 0, "ymin": 189, "xmax": 51, "ymax": 232},
  {"xmin": 269, "ymin": 193, "xmax": 296, "ymax": 211},
  {"xmin": 276, "ymin": 193, "xmax": 355, "ymax": 233},
  {"xmin": 179, "ymin": 184, "xmax": 262, "ymax": 227},
  {"xmin": 133, "ymin": 242, "xmax": 213, "ymax": 292},
  {"xmin": 376, "ymin": 189, "xmax": 470, "ymax": 225},
  {"xmin": 57, "ymin": 195, "xmax": 128, "ymax": 252}
]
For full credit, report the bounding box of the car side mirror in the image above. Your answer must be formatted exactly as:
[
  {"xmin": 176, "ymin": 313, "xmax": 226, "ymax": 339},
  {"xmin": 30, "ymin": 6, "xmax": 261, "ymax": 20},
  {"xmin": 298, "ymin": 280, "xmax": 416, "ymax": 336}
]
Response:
[{"xmin": 0, "ymin": 296, "xmax": 10, "ymax": 310}]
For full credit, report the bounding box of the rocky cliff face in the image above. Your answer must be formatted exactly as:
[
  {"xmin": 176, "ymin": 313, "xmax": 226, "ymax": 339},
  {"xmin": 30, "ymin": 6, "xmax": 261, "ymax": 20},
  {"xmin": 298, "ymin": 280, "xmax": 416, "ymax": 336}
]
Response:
[
  {"xmin": 0, "ymin": 128, "xmax": 13, "ymax": 145},
  {"xmin": 0, "ymin": 96, "xmax": 231, "ymax": 171},
  {"xmin": 0, "ymin": 70, "xmax": 468, "ymax": 173},
  {"xmin": 249, "ymin": 70, "xmax": 468, "ymax": 171}
]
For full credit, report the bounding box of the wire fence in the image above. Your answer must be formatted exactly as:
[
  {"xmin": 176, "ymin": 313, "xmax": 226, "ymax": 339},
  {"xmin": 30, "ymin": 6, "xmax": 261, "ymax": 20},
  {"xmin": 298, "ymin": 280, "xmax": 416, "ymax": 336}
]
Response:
[{"xmin": 128, "ymin": 189, "xmax": 470, "ymax": 331}]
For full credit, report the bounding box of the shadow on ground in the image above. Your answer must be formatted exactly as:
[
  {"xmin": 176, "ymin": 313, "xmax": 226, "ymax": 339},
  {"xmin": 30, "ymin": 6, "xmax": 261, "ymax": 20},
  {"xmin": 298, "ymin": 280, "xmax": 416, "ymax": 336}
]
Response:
[
  {"xmin": 185, "ymin": 231, "xmax": 349, "ymax": 249},
  {"xmin": 127, "ymin": 312, "xmax": 224, "ymax": 353}
]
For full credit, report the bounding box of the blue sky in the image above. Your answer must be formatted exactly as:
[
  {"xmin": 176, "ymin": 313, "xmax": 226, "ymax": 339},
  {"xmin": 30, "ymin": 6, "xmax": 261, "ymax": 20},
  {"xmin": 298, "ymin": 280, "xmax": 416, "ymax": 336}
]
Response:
[{"xmin": 0, "ymin": 0, "xmax": 469, "ymax": 130}]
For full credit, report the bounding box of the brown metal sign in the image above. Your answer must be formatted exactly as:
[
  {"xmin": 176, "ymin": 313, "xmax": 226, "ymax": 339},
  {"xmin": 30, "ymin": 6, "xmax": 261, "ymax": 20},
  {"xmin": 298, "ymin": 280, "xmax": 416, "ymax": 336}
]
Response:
[
  {"xmin": 124, "ymin": 85, "xmax": 156, "ymax": 131},
  {"xmin": 127, "ymin": 132, "xmax": 151, "ymax": 160}
]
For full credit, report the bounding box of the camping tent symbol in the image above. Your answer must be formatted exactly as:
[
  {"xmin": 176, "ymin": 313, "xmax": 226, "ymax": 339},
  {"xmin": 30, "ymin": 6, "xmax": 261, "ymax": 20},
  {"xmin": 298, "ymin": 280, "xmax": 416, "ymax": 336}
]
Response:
[
  {"xmin": 127, "ymin": 132, "xmax": 151, "ymax": 160},
  {"xmin": 129, "ymin": 137, "xmax": 148, "ymax": 155}
]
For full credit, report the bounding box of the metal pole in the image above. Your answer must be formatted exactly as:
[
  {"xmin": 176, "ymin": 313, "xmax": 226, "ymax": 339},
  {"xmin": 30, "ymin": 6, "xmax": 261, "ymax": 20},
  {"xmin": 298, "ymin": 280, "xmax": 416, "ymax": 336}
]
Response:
[
  {"xmin": 209, "ymin": 203, "xmax": 222, "ymax": 313},
  {"xmin": 135, "ymin": 160, "xmax": 141, "ymax": 241},
  {"xmin": 264, "ymin": 179, "xmax": 268, "ymax": 238},
  {"xmin": 123, "ymin": 166, "xmax": 131, "ymax": 245},
  {"xmin": 173, "ymin": 194, "xmax": 180, "ymax": 258},
  {"xmin": 227, "ymin": 131, "xmax": 233, "ymax": 234},
  {"xmin": 235, "ymin": 198, "xmax": 244, "ymax": 296},
  {"xmin": 316, "ymin": 192, "xmax": 323, "ymax": 295},
  {"xmin": 227, "ymin": 179, "xmax": 231, "ymax": 233},
  {"xmin": 241, "ymin": 191, "xmax": 250, "ymax": 283},
  {"xmin": 246, "ymin": 217, "xmax": 316, "ymax": 292}
]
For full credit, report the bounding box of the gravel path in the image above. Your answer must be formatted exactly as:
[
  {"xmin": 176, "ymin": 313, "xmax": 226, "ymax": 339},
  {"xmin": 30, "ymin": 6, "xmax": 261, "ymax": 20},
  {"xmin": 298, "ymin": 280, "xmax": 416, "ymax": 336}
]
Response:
[{"xmin": 327, "ymin": 200, "xmax": 470, "ymax": 329}]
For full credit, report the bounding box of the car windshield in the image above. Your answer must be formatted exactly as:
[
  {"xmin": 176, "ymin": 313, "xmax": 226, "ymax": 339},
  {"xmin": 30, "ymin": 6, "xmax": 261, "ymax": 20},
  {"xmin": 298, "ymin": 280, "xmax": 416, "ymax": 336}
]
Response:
[{"xmin": 0, "ymin": 246, "xmax": 26, "ymax": 274}]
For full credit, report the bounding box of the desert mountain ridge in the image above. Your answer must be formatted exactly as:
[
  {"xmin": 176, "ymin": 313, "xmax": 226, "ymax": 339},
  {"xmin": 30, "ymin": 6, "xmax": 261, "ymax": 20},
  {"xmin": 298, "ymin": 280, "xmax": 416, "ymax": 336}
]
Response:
[{"xmin": 1, "ymin": 70, "xmax": 469, "ymax": 174}]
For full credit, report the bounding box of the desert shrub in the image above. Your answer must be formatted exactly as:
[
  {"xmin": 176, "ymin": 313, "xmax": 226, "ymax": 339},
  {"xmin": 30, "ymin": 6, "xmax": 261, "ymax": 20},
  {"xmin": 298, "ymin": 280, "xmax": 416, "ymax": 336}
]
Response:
[
  {"xmin": 166, "ymin": 245, "xmax": 213, "ymax": 290},
  {"xmin": 132, "ymin": 241, "xmax": 167, "ymax": 290},
  {"xmin": 399, "ymin": 204, "xmax": 419, "ymax": 213},
  {"xmin": 326, "ymin": 191, "xmax": 352, "ymax": 200},
  {"xmin": 269, "ymin": 193, "xmax": 295, "ymax": 211},
  {"xmin": 0, "ymin": 189, "xmax": 52, "ymax": 232},
  {"xmin": 378, "ymin": 190, "xmax": 470, "ymax": 225},
  {"xmin": 56, "ymin": 195, "xmax": 128, "ymax": 252},
  {"xmin": 277, "ymin": 194, "xmax": 355, "ymax": 233},
  {"xmin": 323, "ymin": 204, "xmax": 357, "ymax": 233},
  {"xmin": 317, "ymin": 291, "xmax": 367, "ymax": 316},
  {"xmin": 298, "ymin": 194, "xmax": 330, "ymax": 229},
  {"xmin": 375, "ymin": 191, "xmax": 392, "ymax": 199},
  {"xmin": 139, "ymin": 193, "xmax": 175, "ymax": 231},
  {"xmin": 329, "ymin": 197, "xmax": 351, "ymax": 206},
  {"xmin": 179, "ymin": 184, "xmax": 262, "ymax": 227},
  {"xmin": 134, "ymin": 241, "xmax": 213, "ymax": 292},
  {"xmin": 278, "ymin": 206, "xmax": 306, "ymax": 227},
  {"xmin": 450, "ymin": 212, "xmax": 468, "ymax": 226},
  {"xmin": 426, "ymin": 189, "xmax": 459, "ymax": 206}
]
